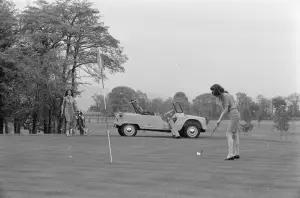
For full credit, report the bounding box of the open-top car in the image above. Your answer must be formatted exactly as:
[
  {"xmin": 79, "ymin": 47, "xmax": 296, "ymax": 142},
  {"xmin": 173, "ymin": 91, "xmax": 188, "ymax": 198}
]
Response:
[{"xmin": 113, "ymin": 100, "xmax": 207, "ymax": 138}]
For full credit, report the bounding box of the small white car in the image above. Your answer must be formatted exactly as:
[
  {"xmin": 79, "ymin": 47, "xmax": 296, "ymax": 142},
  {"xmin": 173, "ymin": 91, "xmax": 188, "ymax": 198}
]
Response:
[{"xmin": 113, "ymin": 101, "xmax": 207, "ymax": 138}]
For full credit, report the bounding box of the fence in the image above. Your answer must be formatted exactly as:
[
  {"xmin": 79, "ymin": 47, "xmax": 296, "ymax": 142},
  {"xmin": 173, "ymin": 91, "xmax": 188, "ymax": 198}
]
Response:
[{"xmin": 84, "ymin": 115, "xmax": 115, "ymax": 124}]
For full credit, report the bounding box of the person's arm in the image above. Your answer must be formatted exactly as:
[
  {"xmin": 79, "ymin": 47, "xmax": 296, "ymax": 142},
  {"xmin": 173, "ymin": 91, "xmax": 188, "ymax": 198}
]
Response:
[
  {"xmin": 217, "ymin": 95, "xmax": 229, "ymax": 125},
  {"xmin": 73, "ymin": 99, "xmax": 78, "ymax": 112}
]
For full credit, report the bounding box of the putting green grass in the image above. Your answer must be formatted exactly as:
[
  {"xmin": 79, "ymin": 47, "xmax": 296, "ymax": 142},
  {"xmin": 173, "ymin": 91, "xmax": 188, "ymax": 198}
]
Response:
[{"xmin": 0, "ymin": 121, "xmax": 299, "ymax": 198}]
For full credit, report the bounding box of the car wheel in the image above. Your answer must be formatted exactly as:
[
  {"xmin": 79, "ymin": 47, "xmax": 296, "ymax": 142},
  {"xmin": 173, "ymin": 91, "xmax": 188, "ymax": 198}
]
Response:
[
  {"xmin": 183, "ymin": 120, "xmax": 201, "ymax": 138},
  {"xmin": 117, "ymin": 126, "xmax": 125, "ymax": 136},
  {"xmin": 121, "ymin": 124, "xmax": 138, "ymax": 137}
]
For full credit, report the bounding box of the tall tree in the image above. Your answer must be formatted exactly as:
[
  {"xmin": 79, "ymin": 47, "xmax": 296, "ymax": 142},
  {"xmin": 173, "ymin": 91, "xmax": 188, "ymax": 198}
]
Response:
[
  {"xmin": 272, "ymin": 96, "xmax": 290, "ymax": 140},
  {"xmin": 1, "ymin": 0, "xmax": 128, "ymax": 134},
  {"xmin": 88, "ymin": 93, "xmax": 107, "ymax": 112},
  {"xmin": 256, "ymin": 94, "xmax": 273, "ymax": 119},
  {"xmin": 286, "ymin": 93, "xmax": 300, "ymax": 117},
  {"xmin": 192, "ymin": 93, "xmax": 215, "ymax": 118},
  {"xmin": 107, "ymin": 86, "xmax": 137, "ymax": 113},
  {"xmin": 136, "ymin": 90, "xmax": 150, "ymax": 110},
  {"xmin": 0, "ymin": 0, "xmax": 18, "ymax": 134},
  {"xmin": 52, "ymin": 0, "xmax": 128, "ymax": 89},
  {"xmin": 19, "ymin": 0, "xmax": 66, "ymax": 134},
  {"xmin": 236, "ymin": 92, "xmax": 257, "ymax": 123}
]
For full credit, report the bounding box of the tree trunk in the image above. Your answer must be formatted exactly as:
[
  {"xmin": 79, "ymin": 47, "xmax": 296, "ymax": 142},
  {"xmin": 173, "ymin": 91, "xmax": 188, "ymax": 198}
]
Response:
[
  {"xmin": 48, "ymin": 105, "xmax": 52, "ymax": 134},
  {"xmin": 71, "ymin": 53, "xmax": 78, "ymax": 90},
  {"xmin": 0, "ymin": 116, "xmax": 3, "ymax": 134},
  {"xmin": 54, "ymin": 116, "xmax": 59, "ymax": 134},
  {"xmin": 43, "ymin": 104, "xmax": 49, "ymax": 134},
  {"xmin": 4, "ymin": 118, "xmax": 9, "ymax": 134},
  {"xmin": 62, "ymin": 38, "xmax": 71, "ymax": 85},
  {"xmin": 71, "ymin": 67, "xmax": 76, "ymax": 90},
  {"xmin": 43, "ymin": 107, "xmax": 49, "ymax": 134},
  {"xmin": 58, "ymin": 97, "xmax": 66, "ymax": 134},
  {"xmin": 14, "ymin": 118, "xmax": 20, "ymax": 134},
  {"xmin": 32, "ymin": 112, "xmax": 38, "ymax": 134}
]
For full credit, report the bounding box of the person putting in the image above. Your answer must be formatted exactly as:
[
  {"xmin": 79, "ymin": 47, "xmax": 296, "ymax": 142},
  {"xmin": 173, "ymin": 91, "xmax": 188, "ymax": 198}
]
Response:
[{"xmin": 210, "ymin": 84, "xmax": 240, "ymax": 160}]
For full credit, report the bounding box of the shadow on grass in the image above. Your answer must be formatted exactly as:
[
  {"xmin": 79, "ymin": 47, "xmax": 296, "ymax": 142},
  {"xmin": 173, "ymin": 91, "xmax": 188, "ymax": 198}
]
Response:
[{"xmin": 0, "ymin": 183, "xmax": 6, "ymax": 198}]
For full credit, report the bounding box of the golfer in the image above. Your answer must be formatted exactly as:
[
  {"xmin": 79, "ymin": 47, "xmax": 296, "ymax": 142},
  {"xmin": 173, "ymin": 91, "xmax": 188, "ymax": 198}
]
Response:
[
  {"xmin": 210, "ymin": 84, "xmax": 240, "ymax": 160},
  {"xmin": 61, "ymin": 89, "xmax": 78, "ymax": 136}
]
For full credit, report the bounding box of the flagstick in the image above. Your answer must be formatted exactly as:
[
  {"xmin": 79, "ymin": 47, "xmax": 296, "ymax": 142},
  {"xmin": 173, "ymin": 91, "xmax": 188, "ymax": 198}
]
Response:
[
  {"xmin": 98, "ymin": 48, "xmax": 112, "ymax": 164},
  {"xmin": 101, "ymin": 71, "xmax": 112, "ymax": 164}
]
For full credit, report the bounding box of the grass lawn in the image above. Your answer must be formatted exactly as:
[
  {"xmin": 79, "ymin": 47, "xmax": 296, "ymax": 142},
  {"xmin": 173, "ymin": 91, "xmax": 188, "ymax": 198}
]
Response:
[{"xmin": 0, "ymin": 120, "xmax": 299, "ymax": 198}]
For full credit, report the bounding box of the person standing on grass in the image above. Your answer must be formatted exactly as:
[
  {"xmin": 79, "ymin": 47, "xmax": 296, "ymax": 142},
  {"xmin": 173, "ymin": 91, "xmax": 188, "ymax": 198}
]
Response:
[
  {"xmin": 61, "ymin": 89, "xmax": 78, "ymax": 136},
  {"xmin": 210, "ymin": 84, "xmax": 241, "ymax": 160}
]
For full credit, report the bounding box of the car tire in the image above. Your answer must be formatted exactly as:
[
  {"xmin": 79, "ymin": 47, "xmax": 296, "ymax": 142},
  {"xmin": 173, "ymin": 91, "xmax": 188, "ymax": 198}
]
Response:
[
  {"xmin": 183, "ymin": 120, "xmax": 201, "ymax": 138},
  {"xmin": 121, "ymin": 124, "xmax": 138, "ymax": 137},
  {"xmin": 117, "ymin": 126, "xmax": 125, "ymax": 136}
]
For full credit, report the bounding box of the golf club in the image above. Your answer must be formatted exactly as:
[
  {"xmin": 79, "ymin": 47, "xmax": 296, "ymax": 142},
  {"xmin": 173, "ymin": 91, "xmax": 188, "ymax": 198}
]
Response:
[{"xmin": 197, "ymin": 125, "xmax": 219, "ymax": 155}]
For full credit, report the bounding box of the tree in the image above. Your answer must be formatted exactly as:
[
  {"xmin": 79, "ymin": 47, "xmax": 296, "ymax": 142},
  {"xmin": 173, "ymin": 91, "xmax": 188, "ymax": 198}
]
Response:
[
  {"xmin": 88, "ymin": 93, "xmax": 107, "ymax": 112},
  {"xmin": 16, "ymin": 1, "xmax": 67, "ymax": 134},
  {"xmin": 236, "ymin": 92, "xmax": 258, "ymax": 132},
  {"xmin": 136, "ymin": 90, "xmax": 150, "ymax": 110},
  {"xmin": 0, "ymin": 0, "xmax": 18, "ymax": 134},
  {"xmin": 272, "ymin": 96, "xmax": 290, "ymax": 140},
  {"xmin": 107, "ymin": 86, "xmax": 137, "ymax": 113},
  {"xmin": 192, "ymin": 93, "xmax": 215, "ymax": 122},
  {"xmin": 0, "ymin": 0, "xmax": 128, "ymax": 134},
  {"xmin": 286, "ymin": 93, "xmax": 300, "ymax": 117},
  {"xmin": 256, "ymin": 94, "xmax": 273, "ymax": 120},
  {"xmin": 52, "ymin": 0, "xmax": 128, "ymax": 89},
  {"xmin": 236, "ymin": 92, "xmax": 253, "ymax": 123}
]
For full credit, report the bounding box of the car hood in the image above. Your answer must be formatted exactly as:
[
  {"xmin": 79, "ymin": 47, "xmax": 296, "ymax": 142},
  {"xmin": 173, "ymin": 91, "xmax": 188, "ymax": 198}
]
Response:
[
  {"xmin": 115, "ymin": 112, "xmax": 137, "ymax": 117},
  {"xmin": 185, "ymin": 115, "xmax": 205, "ymax": 120}
]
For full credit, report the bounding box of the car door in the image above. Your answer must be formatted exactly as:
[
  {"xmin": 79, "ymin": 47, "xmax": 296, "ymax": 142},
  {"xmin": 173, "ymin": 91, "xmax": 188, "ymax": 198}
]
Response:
[{"xmin": 136, "ymin": 114, "xmax": 166, "ymax": 130}]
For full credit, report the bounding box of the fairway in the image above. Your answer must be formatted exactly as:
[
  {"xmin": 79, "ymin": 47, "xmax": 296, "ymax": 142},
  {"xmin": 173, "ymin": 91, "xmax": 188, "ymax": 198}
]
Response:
[{"xmin": 0, "ymin": 121, "xmax": 299, "ymax": 198}]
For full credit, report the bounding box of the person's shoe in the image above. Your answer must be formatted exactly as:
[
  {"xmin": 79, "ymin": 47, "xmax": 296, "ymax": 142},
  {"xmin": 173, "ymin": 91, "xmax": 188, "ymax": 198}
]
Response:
[
  {"xmin": 174, "ymin": 136, "xmax": 181, "ymax": 139},
  {"xmin": 224, "ymin": 156, "xmax": 234, "ymax": 160},
  {"xmin": 234, "ymin": 155, "xmax": 240, "ymax": 159}
]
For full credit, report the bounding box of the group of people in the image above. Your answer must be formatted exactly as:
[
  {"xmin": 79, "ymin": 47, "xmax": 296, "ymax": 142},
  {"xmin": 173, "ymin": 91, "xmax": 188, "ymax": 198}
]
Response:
[
  {"xmin": 61, "ymin": 89, "xmax": 86, "ymax": 136},
  {"xmin": 61, "ymin": 83, "xmax": 241, "ymax": 160}
]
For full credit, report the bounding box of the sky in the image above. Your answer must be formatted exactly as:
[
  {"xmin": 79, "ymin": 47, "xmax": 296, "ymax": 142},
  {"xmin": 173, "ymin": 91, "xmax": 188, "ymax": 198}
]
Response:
[{"xmin": 12, "ymin": 0, "xmax": 300, "ymax": 111}]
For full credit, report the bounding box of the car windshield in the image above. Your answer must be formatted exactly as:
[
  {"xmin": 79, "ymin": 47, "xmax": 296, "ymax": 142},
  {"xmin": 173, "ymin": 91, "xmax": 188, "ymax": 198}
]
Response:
[{"xmin": 173, "ymin": 102, "xmax": 183, "ymax": 113}]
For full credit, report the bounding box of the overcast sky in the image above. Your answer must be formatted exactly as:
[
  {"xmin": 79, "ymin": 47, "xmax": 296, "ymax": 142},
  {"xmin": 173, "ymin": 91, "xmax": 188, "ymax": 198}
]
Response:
[{"xmin": 13, "ymin": 0, "xmax": 300, "ymax": 111}]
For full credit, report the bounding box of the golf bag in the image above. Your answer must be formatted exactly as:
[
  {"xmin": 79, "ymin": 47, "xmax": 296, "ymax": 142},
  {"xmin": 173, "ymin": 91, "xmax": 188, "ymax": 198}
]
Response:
[{"xmin": 76, "ymin": 111, "xmax": 86, "ymax": 135}]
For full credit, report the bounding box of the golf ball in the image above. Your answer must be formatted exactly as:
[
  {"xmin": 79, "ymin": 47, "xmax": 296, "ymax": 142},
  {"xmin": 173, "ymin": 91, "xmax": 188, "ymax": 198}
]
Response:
[{"xmin": 197, "ymin": 152, "xmax": 201, "ymax": 155}]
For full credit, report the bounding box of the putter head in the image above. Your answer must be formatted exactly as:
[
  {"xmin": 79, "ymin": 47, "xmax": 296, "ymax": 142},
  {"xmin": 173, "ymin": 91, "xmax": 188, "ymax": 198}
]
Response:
[{"xmin": 197, "ymin": 150, "xmax": 203, "ymax": 156}]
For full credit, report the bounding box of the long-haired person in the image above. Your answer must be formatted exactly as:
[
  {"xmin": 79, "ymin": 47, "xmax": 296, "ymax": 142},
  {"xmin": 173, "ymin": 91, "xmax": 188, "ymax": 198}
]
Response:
[
  {"xmin": 61, "ymin": 89, "xmax": 78, "ymax": 136},
  {"xmin": 210, "ymin": 84, "xmax": 241, "ymax": 160}
]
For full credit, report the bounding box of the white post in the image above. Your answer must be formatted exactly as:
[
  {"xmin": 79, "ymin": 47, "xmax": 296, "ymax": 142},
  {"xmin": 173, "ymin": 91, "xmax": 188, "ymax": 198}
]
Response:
[{"xmin": 97, "ymin": 48, "xmax": 112, "ymax": 163}]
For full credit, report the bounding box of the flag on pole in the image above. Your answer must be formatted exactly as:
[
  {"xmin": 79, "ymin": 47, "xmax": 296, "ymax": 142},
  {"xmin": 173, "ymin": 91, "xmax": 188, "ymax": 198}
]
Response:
[
  {"xmin": 97, "ymin": 47, "xmax": 103, "ymax": 70},
  {"xmin": 97, "ymin": 47, "xmax": 112, "ymax": 163},
  {"xmin": 97, "ymin": 48, "xmax": 106, "ymax": 109}
]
